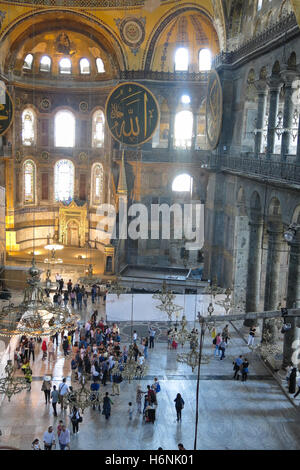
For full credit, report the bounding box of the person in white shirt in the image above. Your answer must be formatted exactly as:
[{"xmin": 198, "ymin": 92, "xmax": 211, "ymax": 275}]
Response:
[
  {"xmin": 133, "ymin": 331, "xmax": 138, "ymax": 344},
  {"xmin": 58, "ymin": 378, "xmax": 69, "ymax": 410},
  {"xmin": 43, "ymin": 426, "xmax": 55, "ymax": 450},
  {"xmin": 138, "ymin": 353, "xmax": 145, "ymax": 366}
]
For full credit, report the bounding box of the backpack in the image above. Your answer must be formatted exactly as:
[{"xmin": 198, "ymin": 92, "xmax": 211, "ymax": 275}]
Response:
[{"xmin": 213, "ymin": 337, "xmax": 217, "ymax": 345}]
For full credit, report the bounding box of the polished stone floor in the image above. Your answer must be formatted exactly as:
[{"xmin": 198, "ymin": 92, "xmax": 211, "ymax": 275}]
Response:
[{"xmin": 0, "ymin": 295, "xmax": 300, "ymax": 450}]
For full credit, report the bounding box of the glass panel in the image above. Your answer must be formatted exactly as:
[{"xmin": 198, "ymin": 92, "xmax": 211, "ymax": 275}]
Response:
[
  {"xmin": 24, "ymin": 161, "xmax": 35, "ymax": 203},
  {"xmin": 199, "ymin": 49, "xmax": 212, "ymax": 71},
  {"xmin": 80, "ymin": 58, "xmax": 90, "ymax": 74},
  {"xmin": 22, "ymin": 109, "xmax": 35, "ymax": 146},
  {"xmin": 23, "ymin": 54, "xmax": 33, "ymax": 70},
  {"xmin": 92, "ymin": 164, "xmax": 103, "ymax": 204},
  {"xmin": 92, "ymin": 110, "xmax": 105, "ymax": 147},
  {"xmin": 55, "ymin": 110, "xmax": 75, "ymax": 147},
  {"xmin": 54, "ymin": 159, "xmax": 74, "ymax": 202},
  {"xmin": 96, "ymin": 58, "xmax": 105, "ymax": 73},
  {"xmin": 174, "ymin": 110, "xmax": 193, "ymax": 149},
  {"xmin": 172, "ymin": 174, "xmax": 193, "ymax": 192},
  {"xmin": 175, "ymin": 48, "xmax": 188, "ymax": 71},
  {"xmin": 59, "ymin": 57, "xmax": 71, "ymax": 74},
  {"xmin": 40, "ymin": 55, "xmax": 51, "ymax": 72}
]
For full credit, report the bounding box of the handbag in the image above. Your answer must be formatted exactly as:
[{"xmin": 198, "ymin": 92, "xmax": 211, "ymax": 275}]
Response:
[{"xmin": 78, "ymin": 416, "xmax": 83, "ymax": 423}]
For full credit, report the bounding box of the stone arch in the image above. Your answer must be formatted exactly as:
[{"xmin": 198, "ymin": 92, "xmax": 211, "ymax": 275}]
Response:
[
  {"xmin": 66, "ymin": 219, "xmax": 80, "ymax": 247},
  {"xmin": 271, "ymin": 60, "xmax": 281, "ymax": 76},
  {"xmin": 0, "ymin": 9, "xmax": 127, "ymax": 73},
  {"xmin": 259, "ymin": 66, "xmax": 268, "ymax": 80},
  {"xmin": 143, "ymin": 5, "xmax": 218, "ymax": 71},
  {"xmin": 288, "ymin": 51, "xmax": 297, "ymax": 70},
  {"xmin": 249, "ymin": 190, "xmax": 262, "ymax": 223},
  {"xmin": 268, "ymin": 196, "xmax": 282, "ymax": 217}
]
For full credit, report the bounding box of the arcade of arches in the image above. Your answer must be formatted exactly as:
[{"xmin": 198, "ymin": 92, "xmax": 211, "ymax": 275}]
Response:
[{"xmin": 0, "ymin": 0, "xmax": 300, "ymax": 452}]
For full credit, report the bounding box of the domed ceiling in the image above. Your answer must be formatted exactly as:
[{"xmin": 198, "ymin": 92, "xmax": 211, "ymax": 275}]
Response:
[{"xmin": 151, "ymin": 11, "xmax": 219, "ymax": 72}]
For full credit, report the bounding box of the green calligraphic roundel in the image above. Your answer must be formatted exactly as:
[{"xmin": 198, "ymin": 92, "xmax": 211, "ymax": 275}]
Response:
[
  {"xmin": 205, "ymin": 70, "xmax": 223, "ymax": 150},
  {"xmin": 0, "ymin": 90, "xmax": 14, "ymax": 137},
  {"xmin": 105, "ymin": 82, "xmax": 159, "ymax": 147}
]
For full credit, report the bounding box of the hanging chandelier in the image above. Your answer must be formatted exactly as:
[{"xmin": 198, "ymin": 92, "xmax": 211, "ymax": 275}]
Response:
[
  {"xmin": 108, "ymin": 275, "xmax": 129, "ymax": 298},
  {"xmin": 0, "ymin": 360, "xmax": 28, "ymax": 401},
  {"xmin": 0, "ymin": 261, "xmax": 78, "ymax": 337},
  {"xmin": 78, "ymin": 264, "xmax": 102, "ymax": 287},
  {"xmin": 152, "ymin": 281, "xmax": 183, "ymax": 321},
  {"xmin": 117, "ymin": 346, "xmax": 148, "ymax": 383}
]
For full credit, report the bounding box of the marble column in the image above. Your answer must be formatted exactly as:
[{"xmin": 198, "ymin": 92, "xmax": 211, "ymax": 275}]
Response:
[
  {"xmin": 282, "ymin": 236, "xmax": 300, "ymax": 368},
  {"xmin": 262, "ymin": 225, "xmax": 283, "ymax": 343},
  {"xmin": 280, "ymin": 71, "xmax": 297, "ymax": 160},
  {"xmin": 266, "ymin": 79, "xmax": 282, "ymax": 157},
  {"xmin": 254, "ymin": 81, "xmax": 267, "ymax": 156},
  {"xmin": 244, "ymin": 220, "xmax": 263, "ymax": 327},
  {"xmin": 168, "ymin": 110, "xmax": 175, "ymax": 150},
  {"xmin": 191, "ymin": 111, "xmax": 199, "ymax": 150}
]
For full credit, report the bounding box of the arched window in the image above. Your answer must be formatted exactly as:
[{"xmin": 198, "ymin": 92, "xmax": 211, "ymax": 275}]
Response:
[
  {"xmin": 92, "ymin": 110, "xmax": 105, "ymax": 148},
  {"xmin": 59, "ymin": 57, "xmax": 72, "ymax": 74},
  {"xmin": 55, "ymin": 110, "xmax": 75, "ymax": 147},
  {"xmin": 181, "ymin": 94, "xmax": 190, "ymax": 104},
  {"xmin": 96, "ymin": 58, "xmax": 105, "ymax": 73},
  {"xmin": 172, "ymin": 174, "xmax": 193, "ymax": 192},
  {"xmin": 91, "ymin": 163, "xmax": 104, "ymax": 205},
  {"xmin": 40, "ymin": 55, "xmax": 51, "ymax": 72},
  {"xmin": 24, "ymin": 160, "xmax": 36, "ymax": 204},
  {"xmin": 54, "ymin": 159, "xmax": 74, "ymax": 202},
  {"xmin": 257, "ymin": 0, "xmax": 262, "ymax": 11},
  {"xmin": 22, "ymin": 108, "xmax": 35, "ymax": 146},
  {"xmin": 174, "ymin": 110, "xmax": 193, "ymax": 148},
  {"xmin": 23, "ymin": 54, "xmax": 33, "ymax": 70},
  {"xmin": 175, "ymin": 48, "xmax": 188, "ymax": 71},
  {"xmin": 80, "ymin": 58, "xmax": 90, "ymax": 74},
  {"xmin": 199, "ymin": 48, "xmax": 212, "ymax": 71}
]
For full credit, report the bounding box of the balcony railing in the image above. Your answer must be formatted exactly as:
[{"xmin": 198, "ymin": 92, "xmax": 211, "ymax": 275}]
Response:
[
  {"xmin": 214, "ymin": 154, "xmax": 300, "ymax": 184},
  {"xmin": 213, "ymin": 12, "xmax": 299, "ymax": 68}
]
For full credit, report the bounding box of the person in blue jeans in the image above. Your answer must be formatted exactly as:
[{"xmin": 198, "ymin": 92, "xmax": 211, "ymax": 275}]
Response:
[
  {"xmin": 213, "ymin": 333, "xmax": 222, "ymax": 357},
  {"xmin": 219, "ymin": 340, "xmax": 226, "ymax": 360}
]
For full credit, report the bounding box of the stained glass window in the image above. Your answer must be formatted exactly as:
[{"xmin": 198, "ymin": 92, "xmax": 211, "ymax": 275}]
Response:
[
  {"xmin": 23, "ymin": 54, "xmax": 33, "ymax": 70},
  {"xmin": 91, "ymin": 163, "xmax": 103, "ymax": 205},
  {"xmin": 55, "ymin": 110, "xmax": 75, "ymax": 147},
  {"xmin": 172, "ymin": 174, "xmax": 193, "ymax": 192},
  {"xmin": 174, "ymin": 110, "xmax": 193, "ymax": 149},
  {"xmin": 24, "ymin": 160, "xmax": 35, "ymax": 204},
  {"xmin": 199, "ymin": 48, "xmax": 212, "ymax": 71},
  {"xmin": 175, "ymin": 48, "xmax": 188, "ymax": 71},
  {"xmin": 59, "ymin": 57, "xmax": 71, "ymax": 74},
  {"xmin": 40, "ymin": 55, "xmax": 51, "ymax": 72},
  {"xmin": 54, "ymin": 159, "xmax": 74, "ymax": 202},
  {"xmin": 22, "ymin": 109, "xmax": 35, "ymax": 146},
  {"xmin": 96, "ymin": 58, "xmax": 105, "ymax": 73},
  {"xmin": 92, "ymin": 110, "xmax": 105, "ymax": 147},
  {"xmin": 80, "ymin": 58, "xmax": 90, "ymax": 74}
]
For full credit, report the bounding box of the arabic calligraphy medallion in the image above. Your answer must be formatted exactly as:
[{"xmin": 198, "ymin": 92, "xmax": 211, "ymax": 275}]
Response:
[
  {"xmin": 105, "ymin": 82, "xmax": 159, "ymax": 146},
  {"xmin": 205, "ymin": 70, "xmax": 223, "ymax": 150},
  {"xmin": 0, "ymin": 89, "xmax": 14, "ymax": 137}
]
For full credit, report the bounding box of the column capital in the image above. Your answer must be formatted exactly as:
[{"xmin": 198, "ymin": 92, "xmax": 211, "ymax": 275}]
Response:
[
  {"xmin": 266, "ymin": 77, "xmax": 283, "ymax": 92},
  {"xmin": 254, "ymin": 79, "xmax": 268, "ymax": 94},
  {"xmin": 280, "ymin": 69, "xmax": 299, "ymax": 87}
]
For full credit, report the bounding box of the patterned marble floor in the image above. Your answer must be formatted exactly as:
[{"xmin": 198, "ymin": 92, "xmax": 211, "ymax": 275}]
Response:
[{"xmin": 0, "ymin": 294, "xmax": 300, "ymax": 450}]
